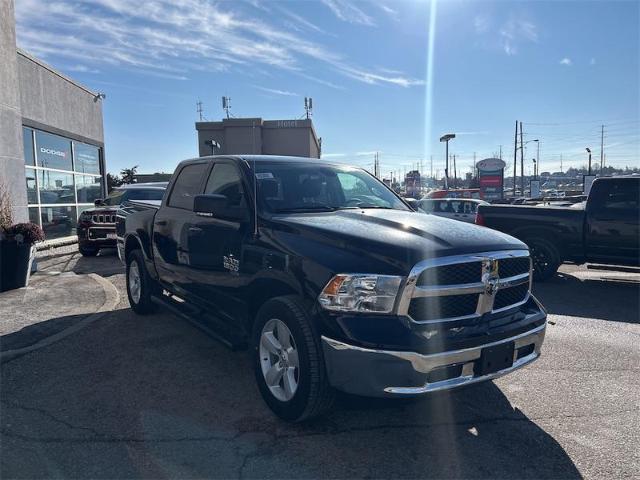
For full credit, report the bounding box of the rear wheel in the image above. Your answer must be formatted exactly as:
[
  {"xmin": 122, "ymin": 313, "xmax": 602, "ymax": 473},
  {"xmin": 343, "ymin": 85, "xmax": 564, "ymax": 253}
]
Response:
[
  {"xmin": 126, "ymin": 249, "xmax": 157, "ymax": 314},
  {"xmin": 527, "ymin": 237, "xmax": 560, "ymax": 281},
  {"xmin": 252, "ymin": 296, "xmax": 334, "ymax": 422}
]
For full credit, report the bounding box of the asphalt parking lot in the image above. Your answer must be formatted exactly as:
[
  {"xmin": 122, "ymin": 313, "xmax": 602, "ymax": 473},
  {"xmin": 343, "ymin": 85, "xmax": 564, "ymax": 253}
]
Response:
[{"xmin": 1, "ymin": 249, "xmax": 639, "ymax": 479}]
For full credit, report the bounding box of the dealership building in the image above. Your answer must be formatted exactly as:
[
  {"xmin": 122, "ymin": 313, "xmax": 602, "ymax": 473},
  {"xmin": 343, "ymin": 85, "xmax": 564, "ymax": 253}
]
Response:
[
  {"xmin": 1, "ymin": 0, "xmax": 106, "ymax": 242},
  {"xmin": 196, "ymin": 118, "xmax": 321, "ymax": 158}
]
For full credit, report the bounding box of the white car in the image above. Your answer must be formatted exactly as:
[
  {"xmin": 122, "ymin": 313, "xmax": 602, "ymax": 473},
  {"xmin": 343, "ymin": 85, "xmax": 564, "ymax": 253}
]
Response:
[{"xmin": 417, "ymin": 198, "xmax": 489, "ymax": 223}]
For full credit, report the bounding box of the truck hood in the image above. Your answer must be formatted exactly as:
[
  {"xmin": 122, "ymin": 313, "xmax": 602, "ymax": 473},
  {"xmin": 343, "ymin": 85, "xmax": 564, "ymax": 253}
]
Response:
[{"xmin": 270, "ymin": 209, "xmax": 526, "ymax": 275}]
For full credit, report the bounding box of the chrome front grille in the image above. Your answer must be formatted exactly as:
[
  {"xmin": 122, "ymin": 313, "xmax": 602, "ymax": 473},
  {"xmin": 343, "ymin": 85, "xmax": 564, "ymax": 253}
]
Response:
[
  {"xmin": 92, "ymin": 214, "xmax": 116, "ymax": 224},
  {"xmin": 398, "ymin": 250, "xmax": 531, "ymax": 324}
]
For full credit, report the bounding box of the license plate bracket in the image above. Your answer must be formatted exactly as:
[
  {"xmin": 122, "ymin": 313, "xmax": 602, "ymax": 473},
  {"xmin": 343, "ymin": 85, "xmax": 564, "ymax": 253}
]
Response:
[{"xmin": 476, "ymin": 342, "xmax": 515, "ymax": 376}]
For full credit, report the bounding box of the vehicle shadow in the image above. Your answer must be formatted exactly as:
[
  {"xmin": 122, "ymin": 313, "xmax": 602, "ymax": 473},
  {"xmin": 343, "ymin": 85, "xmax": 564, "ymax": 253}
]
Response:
[
  {"xmin": 1, "ymin": 307, "xmax": 581, "ymax": 479},
  {"xmin": 533, "ymin": 270, "xmax": 639, "ymax": 324},
  {"xmin": 37, "ymin": 247, "xmax": 124, "ymax": 278}
]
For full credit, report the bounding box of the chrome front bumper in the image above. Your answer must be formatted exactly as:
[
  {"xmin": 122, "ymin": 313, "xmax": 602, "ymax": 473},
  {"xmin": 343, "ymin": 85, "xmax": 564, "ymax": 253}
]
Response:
[{"xmin": 321, "ymin": 323, "xmax": 546, "ymax": 397}]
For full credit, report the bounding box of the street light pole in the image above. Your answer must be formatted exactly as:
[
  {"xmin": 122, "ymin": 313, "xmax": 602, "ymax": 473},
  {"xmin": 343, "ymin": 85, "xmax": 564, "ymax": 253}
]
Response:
[
  {"xmin": 439, "ymin": 133, "xmax": 456, "ymax": 190},
  {"xmin": 586, "ymin": 148, "xmax": 592, "ymax": 175},
  {"xmin": 532, "ymin": 159, "xmax": 537, "ymax": 179}
]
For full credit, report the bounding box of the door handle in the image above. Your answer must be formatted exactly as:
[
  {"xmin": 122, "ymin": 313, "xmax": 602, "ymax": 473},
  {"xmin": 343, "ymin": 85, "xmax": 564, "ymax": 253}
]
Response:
[
  {"xmin": 189, "ymin": 227, "xmax": 203, "ymax": 233},
  {"xmin": 156, "ymin": 220, "xmax": 167, "ymax": 226}
]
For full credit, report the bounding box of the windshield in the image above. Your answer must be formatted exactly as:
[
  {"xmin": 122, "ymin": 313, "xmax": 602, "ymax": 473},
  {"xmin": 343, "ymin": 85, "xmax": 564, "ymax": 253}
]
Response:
[
  {"xmin": 255, "ymin": 163, "xmax": 409, "ymax": 213},
  {"xmin": 102, "ymin": 187, "xmax": 165, "ymax": 206}
]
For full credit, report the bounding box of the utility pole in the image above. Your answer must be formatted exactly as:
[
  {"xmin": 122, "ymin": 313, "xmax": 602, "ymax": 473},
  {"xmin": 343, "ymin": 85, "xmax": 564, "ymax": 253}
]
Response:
[
  {"xmin": 600, "ymin": 125, "xmax": 605, "ymax": 174},
  {"xmin": 453, "ymin": 154, "xmax": 457, "ymax": 188},
  {"xmin": 430, "ymin": 155, "xmax": 433, "ymax": 180},
  {"xmin": 499, "ymin": 145, "xmax": 503, "ymax": 160},
  {"xmin": 560, "ymin": 154, "xmax": 563, "ymax": 173},
  {"xmin": 519, "ymin": 121, "xmax": 525, "ymax": 196},
  {"xmin": 536, "ymin": 141, "xmax": 540, "ymax": 177},
  {"xmin": 513, "ymin": 121, "xmax": 518, "ymax": 197}
]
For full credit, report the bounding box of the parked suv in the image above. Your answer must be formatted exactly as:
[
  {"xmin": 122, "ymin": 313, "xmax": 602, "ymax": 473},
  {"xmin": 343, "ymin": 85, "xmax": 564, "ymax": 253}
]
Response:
[
  {"xmin": 77, "ymin": 182, "xmax": 167, "ymax": 256},
  {"xmin": 118, "ymin": 156, "xmax": 547, "ymax": 421},
  {"xmin": 418, "ymin": 198, "xmax": 489, "ymax": 223}
]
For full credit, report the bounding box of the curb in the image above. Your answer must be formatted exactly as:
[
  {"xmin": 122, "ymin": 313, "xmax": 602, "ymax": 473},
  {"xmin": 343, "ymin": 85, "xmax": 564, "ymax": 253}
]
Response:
[{"xmin": 0, "ymin": 273, "xmax": 120, "ymax": 364}]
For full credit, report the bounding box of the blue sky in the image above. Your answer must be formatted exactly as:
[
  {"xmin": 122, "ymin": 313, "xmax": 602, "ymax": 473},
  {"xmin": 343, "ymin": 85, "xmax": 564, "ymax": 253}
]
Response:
[{"xmin": 14, "ymin": 0, "xmax": 640, "ymax": 177}]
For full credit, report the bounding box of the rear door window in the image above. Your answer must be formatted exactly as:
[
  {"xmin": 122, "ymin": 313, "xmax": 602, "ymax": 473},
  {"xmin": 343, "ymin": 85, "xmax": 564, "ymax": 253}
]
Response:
[
  {"xmin": 168, "ymin": 163, "xmax": 208, "ymax": 210},
  {"xmin": 602, "ymin": 181, "xmax": 639, "ymax": 212}
]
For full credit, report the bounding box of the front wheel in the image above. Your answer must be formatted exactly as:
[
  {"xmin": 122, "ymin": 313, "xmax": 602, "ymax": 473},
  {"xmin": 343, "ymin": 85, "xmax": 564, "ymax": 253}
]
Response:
[
  {"xmin": 252, "ymin": 296, "xmax": 334, "ymax": 422},
  {"xmin": 78, "ymin": 243, "xmax": 98, "ymax": 257},
  {"xmin": 527, "ymin": 237, "xmax": 561, "ymax": 281},
  {"xmin": 126, "ymin": 249, "xmax": 157, "ymax": 314}
]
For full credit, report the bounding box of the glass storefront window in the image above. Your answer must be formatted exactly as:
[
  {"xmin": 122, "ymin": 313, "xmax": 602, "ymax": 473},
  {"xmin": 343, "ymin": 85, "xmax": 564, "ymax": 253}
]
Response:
[
  {"xmin": 38, "ymin": 170, "xmax": 75, "ymax": 204},
  {"xmin": 23, "ymin": 125, "xmax": 104, "ymax": 241},
  {"xmin": 35, "ymin": 130, "xmax": 73, "ymax": 171},
  {"xmin": 76, "ymin": 175, "xmax": 103, "ymax": 203},
  {"xmin": 74, "ymin": 142, "xmax": 100, "ymax": 174},
  {"xmin": 25, "ymin": 167, "xmax": 38, "ymax": 204},
  {"xmin": 23, "ymin": 127, "xmax": 35, "ymax": 166},
  {"xmin": 29, "ymin": 207, "xmax": 40, "ymax": 226},
  {"xmin": 40, "ymin": 206, "xmax": 76, "ymax": 240}
]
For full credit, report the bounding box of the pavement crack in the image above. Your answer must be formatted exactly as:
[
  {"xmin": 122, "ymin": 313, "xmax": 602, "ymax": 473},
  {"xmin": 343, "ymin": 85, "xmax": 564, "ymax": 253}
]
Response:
[{"xmin": 1, "ymin": 400, "xmax": 105, "ymax": 437}]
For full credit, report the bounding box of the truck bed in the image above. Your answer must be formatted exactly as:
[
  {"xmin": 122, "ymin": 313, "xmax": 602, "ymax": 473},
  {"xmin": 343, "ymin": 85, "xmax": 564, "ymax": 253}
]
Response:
[{"xmin": 477, "ymin": 204, "xmax": 585, "ymax": 261}]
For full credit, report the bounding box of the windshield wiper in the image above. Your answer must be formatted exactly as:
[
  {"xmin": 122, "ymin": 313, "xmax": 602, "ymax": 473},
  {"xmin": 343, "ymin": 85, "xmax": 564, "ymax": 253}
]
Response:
[
  {"xmin": 356, "ymin": 205, "xmax": 396, "ymax": 209},
  {"xmin": 274, "ymin": 205, "xmax": 340, "ymax": 213}
]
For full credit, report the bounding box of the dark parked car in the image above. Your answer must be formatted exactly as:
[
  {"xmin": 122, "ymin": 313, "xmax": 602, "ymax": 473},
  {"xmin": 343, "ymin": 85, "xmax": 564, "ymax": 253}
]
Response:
[
  {"xmin": 476, "ymin": 176, "xmax": 639, "ymax": 280},
  {"xmin": 76, "ymin": 182, "xmax": 167, "ymax": 256},
  {"xmin": 117, "ymin": 155, "xmax": 547, "ymax": 421}
]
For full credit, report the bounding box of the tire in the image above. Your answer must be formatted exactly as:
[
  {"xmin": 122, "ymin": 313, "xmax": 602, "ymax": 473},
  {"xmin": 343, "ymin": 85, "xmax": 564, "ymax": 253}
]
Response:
[
  {"xmin": 252, "ymin": 295, "xmax": 335, "ymax": 422},
  {"xmin": 79, "ymin": 243, "xmax": 98, "ymax": 257},
  {"xmin": 526, "ymin": 237, "xmax": 561, "ymax": 281},
  {"xmin": 126, "ymin": 249, "xmax": 157, "ymax": 314}
]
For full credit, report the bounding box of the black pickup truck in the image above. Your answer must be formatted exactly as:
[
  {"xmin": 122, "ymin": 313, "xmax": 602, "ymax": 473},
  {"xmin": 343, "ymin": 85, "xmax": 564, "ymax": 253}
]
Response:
[
  {"xmin": 117, "ymin": 155, "xmax": 547, "ymax": 421},
  {"xmin": 476, "ymin": 176, "xmax": 639, "ymax": 280}
]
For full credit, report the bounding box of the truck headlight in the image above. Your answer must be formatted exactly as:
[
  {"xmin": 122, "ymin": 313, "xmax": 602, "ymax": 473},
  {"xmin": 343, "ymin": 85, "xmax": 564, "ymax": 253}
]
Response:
[{"xmin": 318, "ymin": 274, "xmax": 403, "ymax": 314}]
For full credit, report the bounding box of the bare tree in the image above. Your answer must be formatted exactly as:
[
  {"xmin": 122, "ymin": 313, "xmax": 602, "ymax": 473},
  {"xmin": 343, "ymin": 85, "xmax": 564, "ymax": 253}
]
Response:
[{"xmin": 0, "ymin": 182, "xmax": 13, "ymax": 230}]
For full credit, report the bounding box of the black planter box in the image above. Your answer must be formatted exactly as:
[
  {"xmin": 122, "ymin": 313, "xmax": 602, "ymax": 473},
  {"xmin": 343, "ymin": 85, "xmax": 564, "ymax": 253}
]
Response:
[{"xmin": 0, "ymin": 240, "xmax": 35, "ymax": 293}]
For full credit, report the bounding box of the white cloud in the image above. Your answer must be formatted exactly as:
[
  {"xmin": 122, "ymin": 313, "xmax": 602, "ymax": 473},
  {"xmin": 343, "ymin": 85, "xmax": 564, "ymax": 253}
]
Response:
[
  {"xmin": 254, "ymin": 86, "xmax": 298, "ymax": 97},
  {"xmin": 379, "ymin": 4, "xmax": 397, "ymax": 16},
  {"xmin": 276, "ymin": 5, "xmax": 328, "ymax": 35},
  {"xmin": 14, "ymin": 0, "xmax": 420, "ymax": 88},
  {"xmin": 65, "ymin": 64, "xmax": 100, "ymax": 74},
  {"xmin": 590, "ymin": 57, "xmax": 597, "ymax": 66},
  {"xmin": 321, "ymin": 153, "xmax": 347, "ymax": 158},
  {"xmin": 498, "ymin": 17, "xmax": 538, "ymax": 56},
  {"xmin": 474, "ymin": 15, "xmax": 490, "ymax": 34},
  {"xmin": 320, "ymin": 0, "xmax": 376, "ymax": 26},
  {"xmin": 559, "ymin": 57, "xmax": 572, "ymax": 66}
]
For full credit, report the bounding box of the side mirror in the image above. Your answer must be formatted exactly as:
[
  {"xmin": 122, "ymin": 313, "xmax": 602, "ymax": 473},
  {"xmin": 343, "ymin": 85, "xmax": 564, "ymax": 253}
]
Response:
[
  {"xmin": 193, "ymin": 194, "xmax": 248, "ymax": 222},
  {"xmin": 94, "ymin": 199, "xmax": 104, "ymax": 207},
  {"xmin": 404, "ymin": 198, "xmax": 419, "ymax": 211}
]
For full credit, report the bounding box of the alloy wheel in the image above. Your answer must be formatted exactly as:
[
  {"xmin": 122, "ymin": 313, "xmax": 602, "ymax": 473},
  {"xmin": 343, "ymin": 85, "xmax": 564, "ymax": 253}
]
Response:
[
  {"xmin": 259, "ymin": 318, "xmax": 300, "ymax": 402},
  {"xmin": 128, "ymin": 260, "xmax": 141, "ymax": 304}
]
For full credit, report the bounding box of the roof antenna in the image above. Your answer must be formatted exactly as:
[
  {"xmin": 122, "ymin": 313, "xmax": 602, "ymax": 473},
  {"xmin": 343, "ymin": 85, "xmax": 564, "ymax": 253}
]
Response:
[
  {"xmin": 222, "ymin": 96, "xmax": 231, "ymax": 119},
  {"xmin": 304, "ymin": 97, "xmax": 313, "ymax": 119}
]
